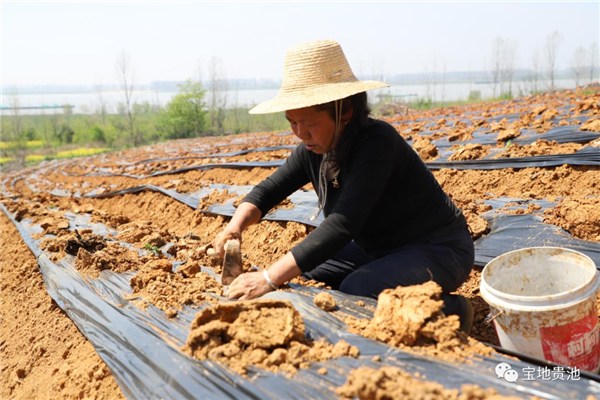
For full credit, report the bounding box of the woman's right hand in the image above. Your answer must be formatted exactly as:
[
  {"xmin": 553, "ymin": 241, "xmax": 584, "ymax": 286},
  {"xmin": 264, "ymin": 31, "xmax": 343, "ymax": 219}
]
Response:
[
  {"xmin": 207, "ymin": 202, "xmax": 262, "ymax": 258},
  {"xmin": 210, "ymin": 229, "xmax": 242, "ymax": 259}
]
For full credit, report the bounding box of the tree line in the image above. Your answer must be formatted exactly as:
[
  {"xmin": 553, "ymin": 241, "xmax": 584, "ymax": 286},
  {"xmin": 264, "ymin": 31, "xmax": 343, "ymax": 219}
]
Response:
[{"xmin": 1, "ymin": 32, "xmax": 598, "ymax": 169}]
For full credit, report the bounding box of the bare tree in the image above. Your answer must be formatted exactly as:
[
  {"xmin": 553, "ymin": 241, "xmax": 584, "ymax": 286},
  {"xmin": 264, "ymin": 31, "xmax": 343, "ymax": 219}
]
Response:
[
  {"xmin": 115, "ymin": 49, "xmax": 140, "ymax": 145},
  {"xmin": 440, "ymin": 60, "xmax": 447, "ymax": 107},
  {"xmin": 500, "ymin": 39, "xmax": 518, "ymax": 96},
  {"xmin": 230, "ymin": 85, "xmax": 244, "ymax": 134},
  {"xmin": 4, "ymin": 88, "xmax": 26, "ymax": 166},
  {"xmin": 489, "ymin": 37, "xmax": 504, "ymax": 97},
  {"xmin": 207, "ymin": 57, "xmax": 228, "ymax": 135},
  {"xmin": 431, "ymin": 57, "xmax": 438, "ymax": 103},
  {"xmin": 489, "ymin": 37, "xmax": 518, "ymax": 97},
  {"xmin": 7, "ymin": 88, "xmax": 22, "ymax": 140},
  {"xmin": 544, "ymin": 31, "xmax": 563, "ymax": 91},
  {"xmin": 370, "ymin": 61, "xmax": 387, "ymax": 107},
  {"xmin": 93, "ymin": 80, "xmax": 108, "ymax": 125},
  {"xmin": 530, "ymin": 49, "xmax": 541, "ymax": 94},
  {"xmin": 590, "ymin": 42, "xmax": 599, "ymax": 84},
  {"xmin": 571, "ymin": 46, "xmax": 588, "ymax": 87}
]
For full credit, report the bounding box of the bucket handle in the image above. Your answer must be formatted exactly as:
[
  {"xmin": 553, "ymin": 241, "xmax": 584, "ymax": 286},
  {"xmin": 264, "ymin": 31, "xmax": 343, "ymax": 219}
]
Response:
[{"xmin": 485, "ymin": 310, "xmax": 503, "ymax": 324}]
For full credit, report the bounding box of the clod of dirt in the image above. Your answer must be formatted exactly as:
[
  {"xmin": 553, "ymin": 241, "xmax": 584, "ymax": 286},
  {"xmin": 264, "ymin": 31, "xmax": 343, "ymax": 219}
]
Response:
[
  {"xmin": 314, "ymin": 292, "xmax": 336, "ymax": 311},
  {"xmin": 580, "ymin": 118, "xmax": 600, "ymax": 131},
  {"xmin": 129, "ymin": 259, "xmax": 221, "ymax": 316},
  {"xmin": 336, "ymin": 366, "xmax": 520, "ymax": 400},
  {"xmin": 38, "ymin": 217, "xmax": 70, "ymax": 234},
  {"xmin": 496, "ymin": 128, "xmax": 520, "ymax": 143},
  {"xmin": 116, "ymin": 221, "xmax": 173, "ymax": 248},
  {"xmin": 363, "ymin": 281, "xmax": 448, "ymax": 347},
  {"xmin": 198, "ymin": 189, "xmax": 237, "ymax": 210},
  {"xmin": 449, "ymin": 144, "xmax": 489, "ymax": 161},
  {"xmin": 345, "ymin": 281, "xmax": 494, "ymax": 362},
  {"xmin": 412, "ymin": 136, "xmax": 439, "ymax": 161},
  {"xmin": 456, "ymin": 200, "xmax": 491, "ymax": 240},
  {"xmin": 75, "ymin": 242, "xmax": 142, "ymax": 278},
  {"xmin": 447, "ymin": 126, "xmax": 475, "ymax": 142},
  {"xmin": 543, "ymin": 197, "xmax": 600, "ymax": 241},
  {"xmin": 65, "ymin": 230, "xmax": 106, "ymax": 256},
  {"xmin": 91, "ymin": 210, "xmax": 130, "ymax": 228},
  {"xmin": 493, "ymin": 140, "xmax": 582, "ymax": 159},
  {"xmin": 182, "ymin": 299, "xmax": 359, "ymax": 376}
]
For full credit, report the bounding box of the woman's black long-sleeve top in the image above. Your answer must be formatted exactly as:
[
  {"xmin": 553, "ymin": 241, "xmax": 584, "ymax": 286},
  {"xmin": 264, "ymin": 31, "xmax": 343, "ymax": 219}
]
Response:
[{"xmin": 242, "ymin": 118, "xmax": 463, "ymax": 273}]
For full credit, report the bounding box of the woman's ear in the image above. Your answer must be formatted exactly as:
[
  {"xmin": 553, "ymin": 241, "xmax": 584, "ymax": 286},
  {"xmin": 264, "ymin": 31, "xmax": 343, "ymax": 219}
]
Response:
[{"xmin": 342, "ymin": 106, "xmax": 353, "ymax": 125}]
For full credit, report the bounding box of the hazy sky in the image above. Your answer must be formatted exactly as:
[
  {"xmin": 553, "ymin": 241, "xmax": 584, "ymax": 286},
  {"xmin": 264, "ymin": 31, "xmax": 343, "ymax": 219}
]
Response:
[{"xmin": 2, "ymin": 1, "xmax": 599, "ymax": 86}]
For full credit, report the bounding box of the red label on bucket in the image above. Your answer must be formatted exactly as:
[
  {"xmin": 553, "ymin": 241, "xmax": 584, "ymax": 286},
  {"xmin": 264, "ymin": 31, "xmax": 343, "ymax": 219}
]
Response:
[{"xmin": 540, "ymin": 313, "xmax": 600, "ymax": 371}]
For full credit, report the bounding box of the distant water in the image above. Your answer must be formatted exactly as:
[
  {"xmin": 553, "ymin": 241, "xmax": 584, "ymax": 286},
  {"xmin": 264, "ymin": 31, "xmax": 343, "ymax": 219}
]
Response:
[{"xmin": 0, "ymin": 78, "xmax": 581, "ymax": 116}]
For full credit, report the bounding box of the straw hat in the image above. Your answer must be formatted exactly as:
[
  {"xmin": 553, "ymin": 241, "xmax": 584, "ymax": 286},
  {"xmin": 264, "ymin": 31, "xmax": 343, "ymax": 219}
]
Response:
[{"xmin": 249, "ymin": 39, "xmax": 389, "ymax": 114}]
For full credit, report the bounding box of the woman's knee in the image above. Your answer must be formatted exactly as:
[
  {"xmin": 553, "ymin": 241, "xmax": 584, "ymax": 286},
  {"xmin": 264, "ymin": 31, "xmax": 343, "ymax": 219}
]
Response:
[{"xmin": 339, "ymin": 272, "xmax": 387, "ymax": 299}]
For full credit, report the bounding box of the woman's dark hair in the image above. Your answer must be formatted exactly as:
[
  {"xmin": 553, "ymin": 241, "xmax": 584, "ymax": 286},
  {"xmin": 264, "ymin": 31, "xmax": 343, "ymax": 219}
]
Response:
[
  {"xmin": 314, "ymin": 92, "xmax": 371, "ymax": 128},
  {"xmin": 314, "ymin": 92, "xmax": 371, "ymax": 167}
]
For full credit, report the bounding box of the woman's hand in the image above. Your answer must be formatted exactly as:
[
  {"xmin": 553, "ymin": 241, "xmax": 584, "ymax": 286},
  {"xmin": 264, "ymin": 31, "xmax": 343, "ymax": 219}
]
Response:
[
  {"xmin": 211, "ymin": 229, "xmax": 241, "ymax": 259},
  {"xmin": 209, "ymin": 202, "xmax": 262, "ymax": 258},
  {"xmin": 227, "ymin": 271, "xmax": 273, "ymax": 300},
  {"xmin": 226, "ymin": 252, "xmax": 303, "ymax": 300}
]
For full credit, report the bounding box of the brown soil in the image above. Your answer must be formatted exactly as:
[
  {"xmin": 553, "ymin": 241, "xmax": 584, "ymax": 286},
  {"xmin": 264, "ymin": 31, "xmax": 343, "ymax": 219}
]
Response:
[
  {"xmin": 412, "ymin": 136, "xmax": 439, "ymax": 161},
  {"xmin": 198, "ymin": 188, "xmax": 239, "ymax": 210},
  {"xmin": 128, "ymin": 258, "xmax": 222, "ymax": 317},
  {"xmin": 336, "ymin": 366, "xmax": 520, "ymax": 399},
  {"xmin": 492, "ymin": 139, "xmax": 583, "ymax": 159},
  {"xmin": 182, "ymin": 299, "xmax": 359, "ymax": 376},
  {"xmin": 2, "ymin": 87, "xmax": 599, "ymax": 398},
  {"xmin": 449, "ymin": 143, "xmax": 490, "ymax": 161},
  {"xmin": 345, "ymin": 281, "xmax": 494, "ymax": 362},
  {"xmin": 0, "ymin": 213, "xmax": 125, "ymax": 400},
  {"xmin": 314, "ymin": 292, "xmax": 337, "ymax": 311},
  {"xmin": 543, "ymin": 197, "xmax": 600, "ymax": 241}
]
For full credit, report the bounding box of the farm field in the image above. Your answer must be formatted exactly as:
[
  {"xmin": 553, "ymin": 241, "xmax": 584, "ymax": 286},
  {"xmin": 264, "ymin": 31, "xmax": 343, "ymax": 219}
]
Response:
[{"xmin": 2, "ymin": 86, "xmax": 600, "ymax": 399}]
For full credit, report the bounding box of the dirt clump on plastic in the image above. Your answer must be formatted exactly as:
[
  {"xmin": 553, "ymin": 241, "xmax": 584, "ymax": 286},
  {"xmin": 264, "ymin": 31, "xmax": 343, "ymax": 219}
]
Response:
[
  {"xmin": 40, "ymin": 229, "xmax": 103, "ymax": 261},
  {"xmin": 75, "ymin": 241, "xmax": 145, "ymax": 278},
  {"xmin": 128, "ymin": 258, "xmax": 222, "ymax": 317},
  {"xmin": 412, "ymin": 136, "xmax": 439, "ymax": 161},
  {"xmin": 314, "ymin": 291, "xmax": 337, "ymax": 311},
  {"xmin": 493, "ymin": 139, "xmax": 582, "ymax": 158},
  {"xmin": 198, "ymin": 188, "xmax": 239, "ymax": 210},
  {"xmin": 345, "ymin": 281, "xmax": 494, "ymax": 362},
  {"xmin": 449, "ymin": 143, "xmax": 490, "ymax": 161},
  {"xmin": 543, "ymin": 197, "xmax": 600, "ymax": 241},
  {"xmin": 116, "ymin": 220, "xmax": 174, "ymax": 249},
  {"xmin": 336, "ymin": 366, "xmax": 520, "ymax": 400},
  {"xmin": 183, "ymin": 299, "xmax": 359, "ymax": 376}
]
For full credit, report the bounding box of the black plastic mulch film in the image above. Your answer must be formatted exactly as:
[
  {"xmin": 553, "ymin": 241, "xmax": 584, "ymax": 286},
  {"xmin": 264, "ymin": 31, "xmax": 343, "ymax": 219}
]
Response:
[{"xmin": 2, "ymin": 111, "xmax": 600, "ymax": 398}]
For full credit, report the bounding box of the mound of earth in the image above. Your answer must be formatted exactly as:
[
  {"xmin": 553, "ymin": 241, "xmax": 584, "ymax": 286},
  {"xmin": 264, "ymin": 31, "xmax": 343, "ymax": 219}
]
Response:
[
  {"xmin": 337, "ymin": 366, "xmax": 520, "ymax": 400},
  {"xmin": 182, "ymin": 299, "xmax": 359, "ymax": 376},
  {"xmin": 346, "ymin": 281, "xmax": 494, "ymax": 363}
]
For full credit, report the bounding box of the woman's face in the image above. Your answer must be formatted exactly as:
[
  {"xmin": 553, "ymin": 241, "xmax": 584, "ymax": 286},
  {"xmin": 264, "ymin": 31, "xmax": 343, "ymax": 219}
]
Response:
[{"xmin": 285, "ymin": 107, "xmax": 337, "ymax": 154}]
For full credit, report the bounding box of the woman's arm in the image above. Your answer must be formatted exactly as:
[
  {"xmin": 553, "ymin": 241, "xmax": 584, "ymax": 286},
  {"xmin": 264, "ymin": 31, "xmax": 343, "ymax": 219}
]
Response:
[
  {"xmin": 211, "ymin": 202, "xmax": 262, "ymax": 258},
  {"xmin": 227, "ymin": 252, "xmax": 302, "ymax": 300}
]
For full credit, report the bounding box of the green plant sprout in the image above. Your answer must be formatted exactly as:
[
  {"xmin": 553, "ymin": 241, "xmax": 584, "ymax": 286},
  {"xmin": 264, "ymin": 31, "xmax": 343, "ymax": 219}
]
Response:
[{"xmin": 143, "ymin": 243, "xmax": 161, "ymax": 256}]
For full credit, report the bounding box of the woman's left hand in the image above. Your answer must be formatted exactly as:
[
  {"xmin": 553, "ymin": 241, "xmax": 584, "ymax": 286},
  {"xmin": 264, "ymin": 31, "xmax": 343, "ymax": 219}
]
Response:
[{"xmin": 227, "ymin": 271, "xmax": 273, "ymax": 300}]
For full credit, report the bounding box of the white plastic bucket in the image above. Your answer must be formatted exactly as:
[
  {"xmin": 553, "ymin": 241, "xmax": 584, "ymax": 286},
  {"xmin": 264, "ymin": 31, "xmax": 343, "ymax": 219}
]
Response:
[{"xmin": 480, "ymin": 247, "xmax": 600, "ymax": 372}]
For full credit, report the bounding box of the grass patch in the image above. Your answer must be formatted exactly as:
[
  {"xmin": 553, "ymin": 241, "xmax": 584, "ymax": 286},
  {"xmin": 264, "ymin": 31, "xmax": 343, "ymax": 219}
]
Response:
[
  {"xmin": 25, "ymin": 154, "xmax": 46, "ymax": 163},
  {"xmin": 0, "ymin": 140, "xmax": 44, "ymax": 150},
  {"xmin": 55, "ymin": 147, "xmax": 109, "ymax": 159}
]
